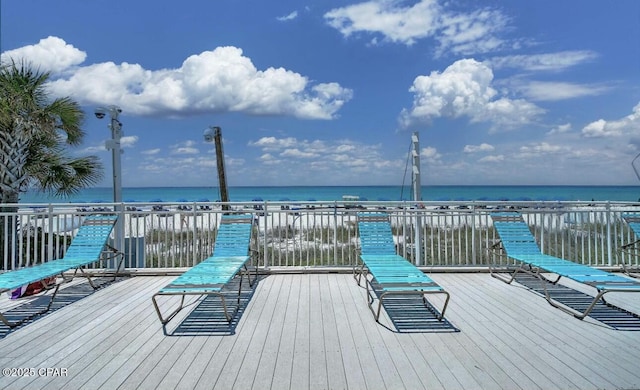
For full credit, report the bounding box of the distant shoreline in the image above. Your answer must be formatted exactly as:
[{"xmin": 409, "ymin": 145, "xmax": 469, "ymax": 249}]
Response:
[{"xmin": 19, "ymin": 185, "xmax": 640, "ymax": 204}]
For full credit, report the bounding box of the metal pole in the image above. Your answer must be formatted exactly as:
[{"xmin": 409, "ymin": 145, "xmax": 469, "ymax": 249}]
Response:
[
  {"xmin": 412, "ymin": 132, "xmax": 423, "ymax": 266},
  {"xmin": 412, "ymin": 132, "xmax": 421, "ymax": 203},
  {"xmin": 213, "ymin": 127, "xmax": 230, "ymax": 211},
  {"xmin": 203, "ymin": 126, "xmax": 230, "ymax": 211},
  {"xmin": 606, "ymin": 201, "xmax": 613, "ymax": 266},
  {"xmin": 101, "ymin": 106, "xmax": 124, "ymax": 268}
]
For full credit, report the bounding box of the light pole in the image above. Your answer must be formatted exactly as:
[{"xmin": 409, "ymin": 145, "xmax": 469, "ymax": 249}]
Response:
[
  {"xmin": 203, "ymin": 126, "xmax": 230, "ymax": 211},
  {"xmin": 411, "ymin": 131, "xmax": 423, "ymax": 266},
  {"xmin": 96, "ymin": 105, "xmax": 124, "ymax": 263}
]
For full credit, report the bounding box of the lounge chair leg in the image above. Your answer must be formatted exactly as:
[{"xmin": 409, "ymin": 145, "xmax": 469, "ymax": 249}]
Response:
[
  {"xmin": 490, "ymin": 264, "xmax": 521, "ymax": 284},
  {"xmin": 436, "ymin": 291, "xmax": 451, "ymax": 320},
  {"xmin": 152, "ymin": 294, "xmax": 186, "ymax": 325},
  {"xmin": 353, "ymin": 262, "xmax": 366, "ymax": 285},
  {"xmin": 248, "ymin": 264, "xmax": 257, "ymax": 287},
  {"xmin": 77, "ymin": 267, "xmax": 98, "ymax": 290},
  {"xmin": 540, "ymin": 272, "xmax": 562, "ymax": 285},
  {"xmin": 369, "ymin": 290, "xmax": 451, "ymax": 325},
  {"xmin": 376, "ymin": 297, "xmax": 384, "ymax": 322},
  {"xmin": 538, "ymin": 275, "xmax": 608, "ymax": 320},
  {"xmin": 243, "ymin": 264, "xmax": 257, "ymax": 288},
  {"xmin": 0, "ymin": 313, "xmax": 17, "ymax": 328},
  {"xmin": 577, "ymin": 291, "xmax": 608, "ymax": 319},
  {"xmin": 219, "ymin": 295, "xmax": 233, "ymax": 323},
  {"xmin": 0, "ymin": 282, "xmax": 62, "ymax": 329},
  {"xmin": 237, "ymin": 272, "xmax": 244, "ymax": 306}
]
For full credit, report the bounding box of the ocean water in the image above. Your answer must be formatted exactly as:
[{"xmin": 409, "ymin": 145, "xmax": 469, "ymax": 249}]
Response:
[{"xmin": 17, "ymin": 185, "xmax": 640, "ymax": 204}]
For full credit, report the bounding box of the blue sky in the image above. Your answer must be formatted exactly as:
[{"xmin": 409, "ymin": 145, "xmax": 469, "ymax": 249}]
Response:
[{"xmin": 2, "ymin": 0, "xmax": 640, "ymax": 187}]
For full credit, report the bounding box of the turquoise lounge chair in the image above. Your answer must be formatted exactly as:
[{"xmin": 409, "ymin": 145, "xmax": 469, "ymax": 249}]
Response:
[
  {"xmin": 152, "ymin": 214, "xmax": 256, "ymax": 327},
  {"xmin": 356, "ymin": 213, "xmax": 450, "ymax": 323},
  {"xmin": 489, "ymin": 212, "xmax": 640, "ymax": 319},
  {"xmin": 619, "ymin": 213, "xmax": 640, "ymax": 278},
  {"xmin": 0, "ymin": 214, "xmax": 121, "ymax": 328}
]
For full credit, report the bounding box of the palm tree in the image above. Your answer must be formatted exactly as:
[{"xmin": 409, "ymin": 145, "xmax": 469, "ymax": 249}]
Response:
[{"xmin": 0, "ymin": 60, "xmax": 103, "ymax": 268}]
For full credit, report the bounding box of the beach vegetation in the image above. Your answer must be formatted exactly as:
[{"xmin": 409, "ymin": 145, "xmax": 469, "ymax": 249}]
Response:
[
  {"xmin": 0, "ymin": 60, "xmax": 103, "ymax": 201},
  {"xmin": 0, "ymin": 60, "xmax": 103, "ymax": 268},
  {"xmin": 142, "ymin": 228, "xmax": 216, "ymax": 267}
]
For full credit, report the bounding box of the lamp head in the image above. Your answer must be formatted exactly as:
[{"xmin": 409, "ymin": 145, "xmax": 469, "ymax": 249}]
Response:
[
  {"xmin": 94, "ymin": 105, "xmax": 121, "ymax": 119},
  {"xmin": 203, "ymin": 127, "xmax": 215, "ymax": 142},
  {"xmin": 94, "ymin": 108, "xmax": 107, "ymax": 119}
]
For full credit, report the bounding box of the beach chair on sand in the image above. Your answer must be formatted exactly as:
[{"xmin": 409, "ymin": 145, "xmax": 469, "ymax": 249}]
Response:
[
  {"xmin": 489, "ymin": 212, "xmax": 640, "ymax": 319},
  {"xmin": 0, "ymin": 214, "xmax": 121, "ymax": 328},
  {"xmin": 152, "ymin": 214, "xmax": 256, "ymax": 327},
  {"xmin": 619, "ymin": 213, "xmax": 640, "ymax": 278},
  {"xmin": 356, "ymin": 213, "xmax": 450, "ymax": 323}
]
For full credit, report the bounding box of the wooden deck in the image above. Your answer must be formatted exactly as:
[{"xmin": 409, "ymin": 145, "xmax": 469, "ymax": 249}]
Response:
[{"xmin": 1, "ymin": 272, "xmax": 640, "ymax": 390}]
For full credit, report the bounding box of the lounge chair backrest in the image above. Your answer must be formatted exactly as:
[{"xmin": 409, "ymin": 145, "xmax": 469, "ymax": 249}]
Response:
[
  {"xmin": 492, "ymin": 213, "xmax": 542, "ymax": 256},
  {"xmin": 622, "ymin": 213, "xmax": 640, "ymax": 236},
  {"xmin": 357, "ymin": 213, "xmax": 397, "ymax": 256},
  {"xmin": 62, "ymin": 215, "xmax": 118, "ymax": 259},
  {"xmin": 212, "ymin": 215, "xmax": 253, "ymax": 257}
]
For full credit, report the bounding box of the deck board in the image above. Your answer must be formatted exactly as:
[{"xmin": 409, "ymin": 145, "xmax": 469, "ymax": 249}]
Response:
[
  {"xmin": 290, "ymin": 271, "xmax": 311, "ymax": 390},
  {"xmin": 270, "ymin": 273, "xmax": 300, "ymax": 390},
  {"xmin": 446, "ymin": 274, "xmax": 588, "ymax": 390},
  {"xmin": 342, "ymin": 275, "xmax": 388, "ymax": 390},
  {"xmin": 1, "ymin": 273, "xmax": 640, "ymax": 390},
  {"xmin": 308, "ymin": 274, "xmax": 330, "ymax": 390}
]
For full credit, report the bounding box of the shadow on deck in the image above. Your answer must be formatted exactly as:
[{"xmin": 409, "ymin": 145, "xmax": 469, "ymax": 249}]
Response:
[
  {"xmin": 514, "ymin": 274, "xmax": 640, "ymax": 331},
  {"xmin": 165, "ymin": 275, "xmax": 263, "ymax": 336},
  {"xmin": 0, "ymin": 277, "xmax": 126, "ymax": 339},
  {"xmin": 368, "ymin": 281, "xmax": 459, "ymax": 333}
]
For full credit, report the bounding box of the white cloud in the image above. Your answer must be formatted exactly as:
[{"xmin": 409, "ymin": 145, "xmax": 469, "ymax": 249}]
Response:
[
  {"xmin": 1, "ymin": 36, "xmax": 86, "ymax": 73},
  {"xmin": 582, "ymin": 102, "xmax": 640, "ymax": 138},
  {"xmin": 582, "ymin": 120, "xmax": 612, "ymax": 138},
  {"xmin": 82, "ymin": 144, "xmax": 106, "ymax": 153},
  {"xmin": 277, "ymin": 11, "xmax": 298, "ymax": 21},
  {"xmin": 281, "ymin": 148, "xmax": 318, "ymax": 158},
  {"xmin": 81, "ymin": 136, "xmax": 139, "ymax": 154},
  {"xmin": 324, "ymin": 0, "xmax": 441, "ymax": 46},
  {"xmin": 518, "ymin": 142, "xmax": 564, "ymax": 157},
  {"xmin": 324, "ymin": 0, "xmax": 512, "ymax": 55},
  {"xmin": 420, "ymin": 146, "xmax": 441, "ymax": 160},
  {"xmin": 249, "ymin": 137, "xmax": 298, "ymax": 150},
  {"xmin": 400, "ymin": 59, "xmax": 543, "ymax": 131},
  {"xmin": 436, "ymin": 8, "xmax": 509, "ymax": 56},
  {"xmin": 520, "ymin": 81, "xmax": 609, "ymax": 101},
  {"xmin": 336, "ymin": 144, "xmax": 356, "ymax": 153},
  {"xmin": 247, "ymin": 135, "xmax": 403, "ymax": 183},
  {"xmin": 490, "ymin": 51, "xmax": 598, "ymax": 72},
  {"xmin": 464, "ymin": 143, "xmax": 494, "ymax": 153},
  {"xmin": 171, "ymin": 140, "xmax": 199, "ymax": 155},
  {"xmin": 259, "ymin": 153, "xmax": 280, "ymax": 165},
  {"xmin": 478, "ymin": 155, "xmax": 504, "ymax": 163},
  {"xmin": 8, "ymin": 37, "xmax": 353, "ymax": 120},
  {"xmin": 120, "ymin": 135, "xmax": 138, "ymax": 148},
  {"xmin": 142, "ymin": 148, "xmax": 161, "ymax": 155},
  {"xmin": 547, "ymin": 123, "xmax": 572, "ymax": 135}
]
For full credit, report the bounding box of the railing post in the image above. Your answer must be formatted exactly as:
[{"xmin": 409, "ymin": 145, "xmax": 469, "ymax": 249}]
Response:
[
  {"xmin": 47, "ymin": 204, "xmax": 54, "ymax": 265},
  {"xmin": 262, "ymin": 202, "xmax": 269, "ymax": 269},
  {"xmin": 414, "ymin": 210, "xmax": 423, "ymax": 266},
  {"xmin": 606, "ymin": 201, "xmax": 613, "ymax": 266},
  {"xmin": 333, "ymin": 204, "xmax": 338, "ymax": 265},
  {"xmin": 192, "ymin": 204, "xmax": 197, "ymax": 267},
  {"xmin": 471, "ymin": 203, "xmax": 477, "ymax": 265}
]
